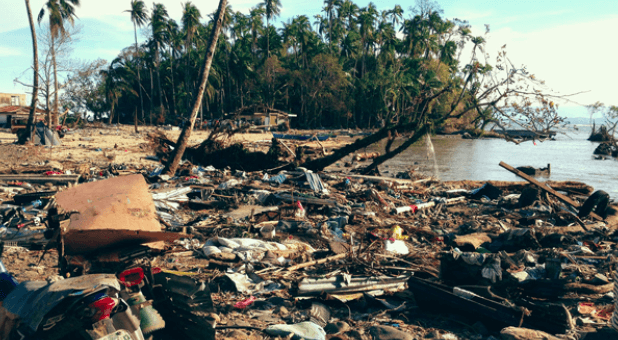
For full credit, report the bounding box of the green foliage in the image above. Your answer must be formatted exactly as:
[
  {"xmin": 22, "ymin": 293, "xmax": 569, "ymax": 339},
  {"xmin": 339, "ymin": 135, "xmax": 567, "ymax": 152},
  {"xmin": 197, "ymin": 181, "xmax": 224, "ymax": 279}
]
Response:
[{"xmin": 89, "ymin": 0, "xmax": 560, "ymax": 135}]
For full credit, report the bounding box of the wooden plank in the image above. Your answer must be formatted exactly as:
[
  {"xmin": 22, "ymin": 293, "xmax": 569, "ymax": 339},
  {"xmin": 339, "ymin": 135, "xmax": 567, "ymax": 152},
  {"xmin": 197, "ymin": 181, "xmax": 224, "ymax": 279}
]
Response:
[
  {"xmin": 499, "ymin": 161, "xmax": 602, "ymax": 221},
  {"xmin": 0, "ymin": 174, "xmax": 80, "ymax": 185}
]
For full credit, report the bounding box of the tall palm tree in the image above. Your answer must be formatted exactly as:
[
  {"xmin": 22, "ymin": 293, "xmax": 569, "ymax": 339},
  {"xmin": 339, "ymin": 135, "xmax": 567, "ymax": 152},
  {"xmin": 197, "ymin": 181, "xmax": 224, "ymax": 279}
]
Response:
[
  {"xmin": 248, "ymin": 7, "xmax": 265, "ymax": 55},
  {"xmin": 125, "ymin": 0, "xmax": 148, "ymax": 124},
  {"xmin": 181, "ymin": 2, "xmax": 201, "ymax": 53},
  {"xmin": 323, "ymin": 0, "xmax": 340, "ymax": 54},
  {"xmin": 261, "ymin": 0, "xmax": 281, "ymax": 58},
  {"xmin": 386, "ymin": 5, "xmax": 403, "ymax": 26},
  {"xmin": 181, "ymin": 2, "xmax": 201, "ymax": 114},
  {"xmin": 38, "ymin": 0, "xmax": 80, "ymax": 127},
  {"xmin": 150, "ymin": 3, "xmax": 169, "ymax": 123},
  {"xmin": 358, "ymin": 5, "xmax": 376, "ymax": 77},
  {"xmin": 165, "ymin": 18, "xmax": 181, "ymax": 118},
  {"xmin": 21, "ymin": 0, "xmax": 39, "ymax": 144},
  {"xmin": 294, "ymin": 15, "xmax": 312, "ymax": 68},
  {"xmin": 231, "ymin": 11, "xmax": 248, "ymax": 41},
  {"xmin": 337, "ymin": 0, "xmax": 358, "ymax": 32}
]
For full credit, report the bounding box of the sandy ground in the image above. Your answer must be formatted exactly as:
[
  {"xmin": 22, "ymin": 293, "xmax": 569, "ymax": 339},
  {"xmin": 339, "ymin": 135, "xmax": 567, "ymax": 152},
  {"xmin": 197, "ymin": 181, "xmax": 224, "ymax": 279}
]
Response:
[{"xmin": 0, "ymin": 126, "xmax": 355, "ymax": 170}]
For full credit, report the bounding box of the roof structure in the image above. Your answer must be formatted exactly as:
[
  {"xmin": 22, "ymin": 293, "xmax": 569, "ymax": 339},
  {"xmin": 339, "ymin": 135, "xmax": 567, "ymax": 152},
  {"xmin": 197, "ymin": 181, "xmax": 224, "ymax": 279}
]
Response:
[
  {"xmin": 0, "ymin": 106, "xmax": 46, "ymax": 114},
  {"xmin": 230, "ymin": 104, "xmax": 291, "ymax": 117}
]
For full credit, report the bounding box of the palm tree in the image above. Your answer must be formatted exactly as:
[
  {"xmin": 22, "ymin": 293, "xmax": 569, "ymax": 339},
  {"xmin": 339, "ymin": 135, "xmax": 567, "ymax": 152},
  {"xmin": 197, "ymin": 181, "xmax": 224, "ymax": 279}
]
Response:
[
  {"xmin": 181, "ymin": 2, "xmax": 201, "ymax": 115},
  {"xmin": 313, "ymin": 14, "xmax": 327, "ymax": 40},
  {"xmin": 165, "ymin": 18, "xmax": 182, "ymax": 118},
  {"xmin": 261, "ymin": 0, "xmax": 281, "ymax": 58},
  {"xmin": 358, "ymin": 5, "xmax": 377, "ymax": 77},
  {"xmin": 125, "ymin": 0, "xmax": 148, "ymax": 124},
  {"xmin": 385, "ymin": 5, "xmax": 403, "ymax": 26},
  {"xmin": 21, "ymin": 0, "xmax": 39, "ymax": 144},
  {"xmin": 323, "ymin": 0, "xmax": 341, "ymax": 53},
  {"xmin": 150, "ymin": 3, "xmax": 169, "ymax": 124},
  {"xmin": 248, "ymin": 7, "xmax": 265, "ymax": 55},
  {"xmin": 101, "ymin": 67, "xmax": 120, "ymax": 125},
  {"xmin": 294, "ymin": 15, "xmax": 312, "ymax": 68},
  {"xmin": 38, "ymin": 0, "xmax": 80, "ymax": 127},
  {"xmin": 231, "ymin": 11, "xmax": 249, "ymax": 41},
  {"xmin": 182, "ymin": 2, "xmax": 201, "ymax": 52},
  {"xmin": 337, "ymin": 0, "xmax": 358, "ymax": 32}
]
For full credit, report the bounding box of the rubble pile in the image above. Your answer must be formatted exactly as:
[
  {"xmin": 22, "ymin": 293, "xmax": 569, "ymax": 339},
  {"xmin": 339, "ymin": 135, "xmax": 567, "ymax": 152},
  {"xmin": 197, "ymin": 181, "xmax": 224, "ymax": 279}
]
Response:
[{"xmin": 1, "ymin": 155, "xmax": 618, "ymax": 340}]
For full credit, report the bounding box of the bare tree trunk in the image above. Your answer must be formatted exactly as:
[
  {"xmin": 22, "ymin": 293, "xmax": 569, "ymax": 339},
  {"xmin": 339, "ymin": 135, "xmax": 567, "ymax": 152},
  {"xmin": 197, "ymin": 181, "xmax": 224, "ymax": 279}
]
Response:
[
  {"xmin": 107, "ymin": 103, "xmax": 114, "ymax": 125},
  {"xmin": 169, "ymin": 46, "xmax": 177, "ymax": 118},
  {"xmin": 149, "ymin": 68, "xmax": 154, "ymax": 125},
  {"xmin": 134, "ymin": 107, "xmax": 139, "ymax": 133},
  {"xmin": 51, "ymin": 32, "xmax": 59, "ymax": 127},
  {"xmin": 46, "ymin": 84, "xmax": 51, "ymax": 126},
  {"xmin": 156, "ymin": 42, "xmax": 164, "ymax": 124},
  {"xmin": 20, "ymin": 0, "xmax": 39, "ymax": 145},
  {"xmin": 164, "ymin": 0, "xmax": 227, "ymax": 175}
]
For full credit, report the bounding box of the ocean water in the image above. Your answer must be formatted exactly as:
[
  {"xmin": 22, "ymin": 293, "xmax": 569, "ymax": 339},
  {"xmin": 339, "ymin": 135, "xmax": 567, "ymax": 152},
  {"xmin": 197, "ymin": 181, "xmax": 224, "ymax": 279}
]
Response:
[{"xmin": 375, "ymin": 126, "xmax": 618, "ymax": 198}]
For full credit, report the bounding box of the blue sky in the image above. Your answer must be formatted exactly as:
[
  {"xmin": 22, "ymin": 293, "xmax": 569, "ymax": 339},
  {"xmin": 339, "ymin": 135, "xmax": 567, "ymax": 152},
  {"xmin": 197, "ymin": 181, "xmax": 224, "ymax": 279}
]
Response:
[{"xmin": 1, "ymin": 0, "xmax": 617, "ymax": 117}]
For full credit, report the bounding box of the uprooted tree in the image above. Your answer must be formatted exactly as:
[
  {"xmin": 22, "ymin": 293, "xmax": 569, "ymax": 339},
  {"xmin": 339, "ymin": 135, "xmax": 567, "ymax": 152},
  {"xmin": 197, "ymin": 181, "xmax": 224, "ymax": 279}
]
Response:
[{"xmin": 586, "ymin": 102, "xmax": 618, "ymax": 142}]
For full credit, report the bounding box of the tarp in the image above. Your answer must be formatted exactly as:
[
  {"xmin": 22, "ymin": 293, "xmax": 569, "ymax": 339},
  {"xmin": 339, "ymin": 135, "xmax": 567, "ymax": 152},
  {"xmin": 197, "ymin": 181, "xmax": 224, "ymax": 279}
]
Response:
[{"xmin": 33, "ymin": 121, "xmax": 61, "ymax": 146}]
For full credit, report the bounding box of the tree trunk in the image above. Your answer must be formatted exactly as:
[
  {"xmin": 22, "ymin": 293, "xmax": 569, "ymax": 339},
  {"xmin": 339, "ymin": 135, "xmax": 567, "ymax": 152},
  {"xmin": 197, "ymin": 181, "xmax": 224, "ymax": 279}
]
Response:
[
  {"xmin": 156, "ymin": 43, "xmax": 164, "ymax": 124},
  {"xmin": 185, "ymin": 37, "xmax": 193, "ymax": 117},
  {"xmin": 134, "ymin": 21, "xmax": 145, "ymax": 123},
  {"xmin": 169, "ymin": 47, "xmax": 177, "ymax": 118},
  {"xmin": 266, "ymin": 18, "xmax": 269, "ymax": 58},
  {"xmin": 149, "ymin": 67, "xmax": 154, "ymax": 125},
  {"xmin": 134, "ymin": 107, "xmax": 138, "ymax": 132},
  {"xmin": 49, "ymin": 33, "xmax": 57, "ymax": 128},
  {"xmin": 20, "ymin": 0, "xmax": 39, "ymax": 145},
  {"xmin": 163, "ymin": 0, "xmax": 227, "ymax": 175},
  {"xmin": 107, "ymin": 102, "xmax": 114, "ymax": 125},
  {"xmin": 45, "ymin": 83, "xmax": 51, "ymax": 126}
]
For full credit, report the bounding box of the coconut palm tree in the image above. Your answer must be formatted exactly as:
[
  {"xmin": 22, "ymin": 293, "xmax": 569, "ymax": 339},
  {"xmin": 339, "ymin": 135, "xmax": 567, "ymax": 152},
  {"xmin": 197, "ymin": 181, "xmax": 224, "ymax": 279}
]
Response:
[
  {"xmin": 231, "ymin": 11, "xmax": 249, "ymax": 41},
  {"xmin": 181, "ymin": 2, "xmax": 201, "ymax": 114},
  {"xmin": 165, "ymin": 18, "xmax": 182, "ymax": 118},
  {"xmin": 125, "ymin": 0, "xmax": 148, "ymax": 124},
  {"xmin": 38, "ymin": 0, "xmax": 80, "ymax": 127},
  {"xmin": 21, "ymin": 0, "xmax": 39, "ymax": 144},
  {"xmin": 323, "ymin": 0, "xmax": 341, "ymax": 53},
  {"xmin": 337, "ymin": 0, "xmax": 358, "ymax": 32},
  {"xmin": 261, "ymin": 0, "xmax": 281, "ymax": 58},
  {"xmin": 182, "ymin": 2, "xmax": 201, "ymax": 53},
  {"xmin": 150, "ymin": 3, "xmax": 169, "ymax": 123},
  {"xmin": 385, "ymin": 5, "xmax": 403, "ymax": 26},
  {"xmin": 248, "ymin": 7, "xmax": 265, "ymax": 56}
]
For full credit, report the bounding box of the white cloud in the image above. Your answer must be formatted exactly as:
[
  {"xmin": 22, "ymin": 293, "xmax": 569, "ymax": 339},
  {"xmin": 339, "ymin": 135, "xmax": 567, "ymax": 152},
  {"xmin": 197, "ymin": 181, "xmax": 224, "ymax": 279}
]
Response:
[{"xmin": 0, "ymin": 46, "xmax": 22, "ymax": 57}]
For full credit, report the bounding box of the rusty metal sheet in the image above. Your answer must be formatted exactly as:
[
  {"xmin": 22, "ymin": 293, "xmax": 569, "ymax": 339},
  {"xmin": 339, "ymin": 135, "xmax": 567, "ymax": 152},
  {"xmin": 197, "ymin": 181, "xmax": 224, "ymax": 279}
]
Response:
[
  {"xmin": 56, "ymin": 174, "xmax": 160, "ymax": 232},
  {"xmin": 55, "ymin": 174, "xmax": 184, "ymax": 254}
]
